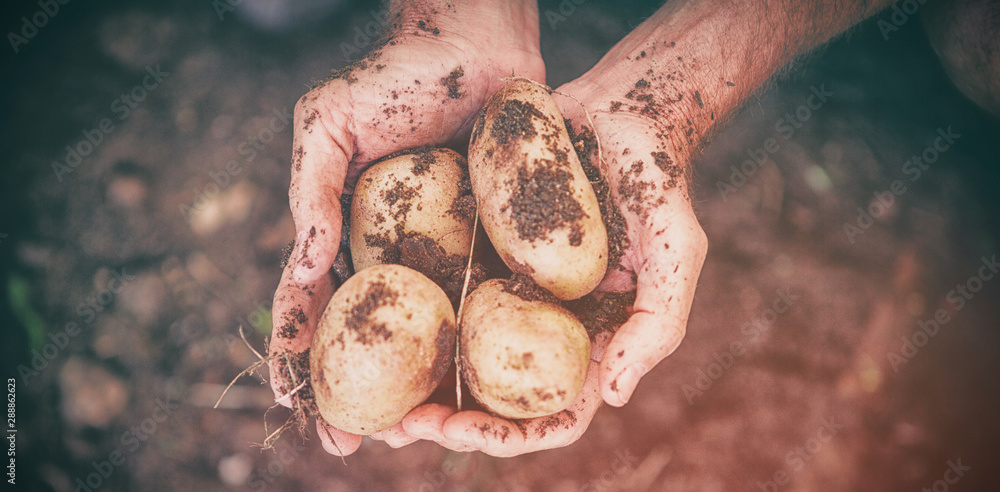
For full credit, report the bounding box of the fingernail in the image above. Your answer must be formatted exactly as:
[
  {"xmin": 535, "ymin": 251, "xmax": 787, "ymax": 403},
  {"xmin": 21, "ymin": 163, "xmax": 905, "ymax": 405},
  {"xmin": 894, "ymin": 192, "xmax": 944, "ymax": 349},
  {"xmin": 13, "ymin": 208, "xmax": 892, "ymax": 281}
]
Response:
[{"xmin": 613, "ymin": 364, "xmax": 648, "ymax": 405}]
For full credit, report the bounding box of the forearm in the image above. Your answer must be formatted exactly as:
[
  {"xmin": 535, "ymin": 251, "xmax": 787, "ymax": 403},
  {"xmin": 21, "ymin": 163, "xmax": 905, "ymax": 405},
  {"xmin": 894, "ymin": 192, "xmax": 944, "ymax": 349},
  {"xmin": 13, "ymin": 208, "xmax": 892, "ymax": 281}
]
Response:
[
  {"xmin": 566, "ymin": 0, "xmax": 895, "ymax": 156},
  {"xmin": 387, "ymin": 0, "xmax": 540, "ymax": 53}
]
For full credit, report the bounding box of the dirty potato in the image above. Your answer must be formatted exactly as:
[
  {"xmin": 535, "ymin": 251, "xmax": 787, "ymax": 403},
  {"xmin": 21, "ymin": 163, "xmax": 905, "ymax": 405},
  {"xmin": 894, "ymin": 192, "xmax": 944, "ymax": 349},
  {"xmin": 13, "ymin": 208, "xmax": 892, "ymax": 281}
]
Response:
[
  {"xmin": 350, "ymin": 148, "xmax": 475, "ymax": 273},
  {"xmin": 468, "ymin": 79, "xmax": 608, "ymax": 300},
  {"xmin": 459, "ymin": 279, "xmax": 591, "ymax": 419},
  {"xmin": 310, "ymin": 264, "xmax": 456, "ymax": 435}
]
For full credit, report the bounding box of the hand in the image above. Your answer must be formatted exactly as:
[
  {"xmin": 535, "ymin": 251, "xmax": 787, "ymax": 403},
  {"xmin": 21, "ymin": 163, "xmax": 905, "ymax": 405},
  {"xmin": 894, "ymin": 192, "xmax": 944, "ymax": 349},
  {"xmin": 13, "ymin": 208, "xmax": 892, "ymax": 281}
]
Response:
[
  {"xmin": 268, "ymin": 0, "xmax": 544, "ymax": 456},
  {"xmin": 400, "ymin": 79, "xmax": 708, "ymax": 457}
]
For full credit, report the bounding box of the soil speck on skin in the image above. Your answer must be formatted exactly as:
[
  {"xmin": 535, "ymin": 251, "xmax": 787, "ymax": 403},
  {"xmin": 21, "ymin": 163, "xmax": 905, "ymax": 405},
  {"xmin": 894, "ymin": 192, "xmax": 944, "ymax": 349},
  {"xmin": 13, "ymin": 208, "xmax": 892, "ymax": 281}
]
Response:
[
  {"xmin": 303, "ymin": 109, "xmax": 319, "ymax": 132},
  {"xmin": 695, "ymin": 90, "xmax": 704, "ymax": 108},
  {"xmin": 278, "ymin": 305, "xmax": 308, "ymax": 339},
  {"xmin": 535, "ymin": 410, "xmax": 577, "ymax": 438},
  {"xmin": 441, "ymin": 66, "xmax": 464, "ymax": 99},
  {"xmin": 345, "ymin": 280, "xmax": 398, "ymax": 344},
  {"xmin": 292, "ymin": 146, "xmax": 304, "ymax": 172},
  {"xmin": 652, "ymin": 151, "xmax": 684, "ymax": 189},
  {"xmin": 489, "ymin": 99, "xmax": 545, "ymax": 146},
  {"xmin": 617, "ymin": 160, "xmax": 662, "ymax": 222},
  {"xmin": 507, "ymin": 165, "xmax": 585, "ymax": 244},
  {"xmin": 280, "ymin": 239, "xmax": 295, "ymax": 268},
  {"xmin": 417, "ymin": 20, "xmax": 440, "ymax": 35}
]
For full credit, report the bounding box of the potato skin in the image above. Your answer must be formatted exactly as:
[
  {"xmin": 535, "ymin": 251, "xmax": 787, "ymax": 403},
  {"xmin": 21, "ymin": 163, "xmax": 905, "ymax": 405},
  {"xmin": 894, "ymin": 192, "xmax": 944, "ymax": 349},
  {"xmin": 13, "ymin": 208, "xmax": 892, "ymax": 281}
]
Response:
[
  {"xmin": 468, "ymin": 80, "xmax": 608, "ymax": 300},
  {"xmin": 459, "ymin": 279, "xmax": 590, "ymax": 419},
  {"xmin": 310, "ymin": 264, "xmax": 456, "ymax": 435},
  {"xmin": 351, "ymin": 148, "xmax": 474, "ymax": 273}
]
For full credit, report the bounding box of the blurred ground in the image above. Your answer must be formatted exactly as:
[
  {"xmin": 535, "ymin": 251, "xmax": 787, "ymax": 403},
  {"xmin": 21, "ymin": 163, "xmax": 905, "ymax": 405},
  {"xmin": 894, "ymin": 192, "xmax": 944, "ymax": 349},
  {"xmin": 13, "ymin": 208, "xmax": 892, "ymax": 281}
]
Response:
[{"xmin": 1, "ymin": 0, "xmax": 999, "ymax": 491}]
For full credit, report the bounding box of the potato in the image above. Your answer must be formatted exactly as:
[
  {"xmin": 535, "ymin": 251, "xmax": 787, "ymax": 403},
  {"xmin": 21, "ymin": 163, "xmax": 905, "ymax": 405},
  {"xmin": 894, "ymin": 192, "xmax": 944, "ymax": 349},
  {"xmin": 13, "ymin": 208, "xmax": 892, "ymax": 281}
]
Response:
[
  {"xmin": 310, "ymin": 264, "xmax": 456, "ymax": 435},
  {"xmin": 350, "ymin": 148, "xmax": 475, "ymax": 273},
  {"xmin": 459, "ymin": 279, "xmax": 590, "ymax": 419},
  {"xmin": 468, "ymin": 80, "xmax": 608, "ymax": 300}
]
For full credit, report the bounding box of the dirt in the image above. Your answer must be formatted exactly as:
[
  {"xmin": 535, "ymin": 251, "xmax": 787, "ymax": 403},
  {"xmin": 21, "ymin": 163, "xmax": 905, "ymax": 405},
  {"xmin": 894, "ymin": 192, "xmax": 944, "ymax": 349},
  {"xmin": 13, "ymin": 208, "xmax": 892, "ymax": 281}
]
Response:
[
  {"xmin": 382, "ymin": 178, "xmax": 421, "ymax": 221},
  {"xmin": 397, "ymin": 234, "xmax": 486, "ymax": 306},
  {"xmin": 566, "ymin": 120, "xmax": 630, "ymax": 271},
  {"xmin": 277, "ymin": 305, "xmax": 306, "ymax": 339},
  {"xmin": 447, "ymin": 171, "xmax": 477, "ymax": 221},
  {"xmin": 441, "ymin": 66, "xmax": 465, "ymax": 100},
  {"xmin": 272, "ymin": 349, "xmax": 319, "ymax": 428},
  {"xmin": 417, "ymin": 20, "xmax": 440, "ymax": 35},
  {"xmin": 501, "ymin": 274, "xmax": 562, "ymax": 305},
  {"xmin": 409, "ymin": 147, "xmax": 437, "ymax": 175},
  {"xmin": 617, "ymin": 160, "xmax": 661, "ymax": 223},
  {"xmin": 506, "ymin": 166, "xmax": 586, "ymax": 245},
  {"xmin": 564, "ymin": 290, "xmax": 637, "ymax": 338},
  {"xmin": 344, "ymin": 279, "xmax": 398, "ymax": 345},
  {"xmin": 489, "ymin": 99, "xmax": 546, "ymax": 146}
]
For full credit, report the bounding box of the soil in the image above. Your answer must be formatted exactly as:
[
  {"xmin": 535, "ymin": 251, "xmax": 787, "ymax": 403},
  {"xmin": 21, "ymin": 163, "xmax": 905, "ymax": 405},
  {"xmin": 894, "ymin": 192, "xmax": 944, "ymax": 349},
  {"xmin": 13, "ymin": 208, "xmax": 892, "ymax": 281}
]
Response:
[
  {"xmin": 506, "ymin": 165, "xmax": 586, "ymax": 245},
  {"xmin": 344, "ymin": 279, "xmax": 398, "ymax": 345},
  {"xmin": 441, "ymin": 66, "xmax": 465, "ymax": 100},
  {"xmin": 501, "ymin": 274, "xmax": 562, "ymax": 305},
  {"xmin": 489, "ymin": 99, "xmax": 547, "ymax": 146},
  {"xmin": 567, "ymin": 120, "xmax": 630, "ymax": 270}
]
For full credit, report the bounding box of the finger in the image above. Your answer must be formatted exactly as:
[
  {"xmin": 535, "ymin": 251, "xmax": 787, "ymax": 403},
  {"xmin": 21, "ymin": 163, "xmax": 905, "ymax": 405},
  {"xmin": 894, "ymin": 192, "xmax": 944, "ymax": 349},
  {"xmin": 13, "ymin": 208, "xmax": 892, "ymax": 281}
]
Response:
[
  {"xmin": 601, "ymin": 200, "xmax": 708, "ymax": 406},
  {"xmin": 268, "ymin": 260, "xmax": 335, "ymax": 407},
  {"xmin": 441, "ymin": 359, "xmax": 603, "ymax": 457},
  {"xmin": 288, "ymin": 86, "xmax": 354, "ymax": 285},
  {"xmin": 316, "ymin": 419, "xmax": 363, "ymax": 457},
  {"xmin": 372, "ymin": 422, "xmax": 419, "ymax": 449},
  {"xmin": 401, "ymin": 404, "xmax": 477, "ymax": 453}
]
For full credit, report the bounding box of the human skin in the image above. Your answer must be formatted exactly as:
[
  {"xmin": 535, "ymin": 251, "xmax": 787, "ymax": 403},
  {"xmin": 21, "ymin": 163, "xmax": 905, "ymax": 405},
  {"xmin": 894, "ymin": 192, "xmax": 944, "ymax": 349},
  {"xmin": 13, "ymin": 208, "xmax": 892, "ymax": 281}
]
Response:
[{"xmin": 270, "ymin": 0, "xmax": 903, "ymax": 457}]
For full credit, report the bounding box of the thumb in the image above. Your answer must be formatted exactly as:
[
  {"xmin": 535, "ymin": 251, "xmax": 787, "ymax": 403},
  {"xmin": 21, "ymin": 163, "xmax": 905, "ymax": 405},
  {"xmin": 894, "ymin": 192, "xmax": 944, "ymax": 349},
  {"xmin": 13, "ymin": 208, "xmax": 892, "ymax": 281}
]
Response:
[{"xmin": 600, "ymin": 208, "xmax": 707, "ymax": 406}]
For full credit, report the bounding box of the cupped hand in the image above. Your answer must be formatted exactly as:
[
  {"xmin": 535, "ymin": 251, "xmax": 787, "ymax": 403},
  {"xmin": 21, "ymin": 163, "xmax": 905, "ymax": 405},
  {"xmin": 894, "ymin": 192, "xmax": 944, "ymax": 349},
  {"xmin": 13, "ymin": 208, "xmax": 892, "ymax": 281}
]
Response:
[
  {"xmin": 400, "ymin": 78, "xmax": 708, "ymax": 456},
  {"xmin": 268, "ymin": 2, "xmax": 544, "ymax": 457}
]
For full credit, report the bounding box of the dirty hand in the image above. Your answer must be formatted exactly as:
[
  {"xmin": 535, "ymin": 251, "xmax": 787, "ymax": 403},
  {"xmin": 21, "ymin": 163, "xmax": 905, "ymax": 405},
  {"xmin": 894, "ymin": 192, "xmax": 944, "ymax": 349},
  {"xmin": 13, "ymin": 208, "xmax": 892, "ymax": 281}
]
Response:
[{"xmin": 268, "ymin": 0, "xmax": 544, "ymax": 457}]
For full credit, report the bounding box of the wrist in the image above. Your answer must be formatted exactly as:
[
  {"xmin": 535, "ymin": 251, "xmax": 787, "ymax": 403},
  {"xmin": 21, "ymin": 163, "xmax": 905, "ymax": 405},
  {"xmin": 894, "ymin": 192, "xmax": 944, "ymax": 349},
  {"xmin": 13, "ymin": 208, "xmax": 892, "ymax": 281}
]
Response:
[{"xmin": 390, "ymin": 0, "xmax": 542, "ymax": 71}]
